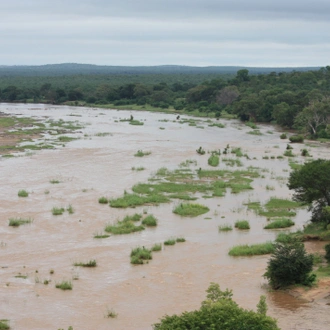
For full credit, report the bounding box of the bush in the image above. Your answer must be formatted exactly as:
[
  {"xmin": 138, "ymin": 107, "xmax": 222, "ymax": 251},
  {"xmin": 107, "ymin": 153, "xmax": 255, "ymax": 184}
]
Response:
[
  {"xmin": 153, "ymin": 283, "xmax": 279, "ymax": 330},
  {"xmin": 289, "ymin": 135, "xmax": 304, "ymax": 143},
  {"xmin": 264, "ymin": 240, "xmax": 314, "ymax": 289},
  {"xmin": 234, "ymin": 220, "xmax": 250, "ymax": 230},
  {"xmin": 280, "ymin": 133, "xmax": 287, "ymax": 139},
  {"xmin": 18, "ymin": 189, "xmax": 28, "ymax": 197},
  {"xmin": 325, "ymin": 244, "xmax": 330, "ymax": 262},
  {"xmin": 208, "ymin": 154, "xmax": 219, "ymax": 167}
]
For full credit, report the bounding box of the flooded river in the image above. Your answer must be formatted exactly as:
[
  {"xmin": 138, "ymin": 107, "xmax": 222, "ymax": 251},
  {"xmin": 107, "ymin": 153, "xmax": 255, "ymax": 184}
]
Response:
[{"xmin": 0, "ymin": 104, "xmax": 329, "ymax": 330}]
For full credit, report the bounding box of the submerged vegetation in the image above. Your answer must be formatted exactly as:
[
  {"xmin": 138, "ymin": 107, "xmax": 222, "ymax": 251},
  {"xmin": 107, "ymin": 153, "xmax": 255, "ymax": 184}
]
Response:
[
  {"xmin": 173, "ymin": 203, "xmax": 210, "ymax": 217},
  {"xmin": 229, "ymin": 242, "xmax": 274, "ymax": 256}
]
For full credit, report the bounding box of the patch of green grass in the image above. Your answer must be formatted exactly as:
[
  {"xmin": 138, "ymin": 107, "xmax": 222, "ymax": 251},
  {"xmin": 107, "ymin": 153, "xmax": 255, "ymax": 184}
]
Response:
[
  {"xmin": 228, "ymin": 242, "xmax": 274, "ymax": 256},
  {"xmin": 98, "ymin": 197, "xmax": 109, "ymax": 204},
  {"xmin": 264, "ymin": 218, "xmax": 295, "ymax": 229},
  {"xmin": 134, "ymin": 150, "xmax": 151, "ymax": 157},
  {"xmin": 50, "ymin": 179, "xmax": 60, "ymax": 184},
  {"xmin": 231, "ymin": 147, "xmax": 243, "ymax": 157},
  {"xmin": 58, "ymin": 136, "xmax": 77, "ymax": 142},
  {"xmin": 222, "ymin": 158, "xmax": 243, "ymax": 167},
  {"xmin": 208, "ymin": 122, "xmax": 225, "ymax": 128},
  {"xmin": 110, "ymin": 193, "xmax": 169, "ymax": 208},
  {"xmin": 73, "ymin": 260, "xmax": 97, "ymax": 267},
  {"xmin": 284, "ymin": 150, "xmax": 295, "ymax": 157},
  {"xmin": 18, "ymin": 189, "xmax": 28, "ymax": 197},
  {"xmin": 315, "ymin": 264, "xmax": 330, "ymax": 278},
  {"xmin": 173, "ymin": 203, "xmax": 210, "ymax": 217},
  {"xmin": 289, "ymin": 161, "xmax": 303, "ymax": 170},
  {"xmin": 105, "ymin": 308, "xmax": 118, "ymax": 318},
  {"xmin": 123, "ymin": 213, "xmax": 143, "ymax": 222},
  {"xmin": 95, "ymin": 132, "xmax": 112, "ymax": 137},
  {"xmin": 129, "ymin": 120, "xmax": 144, "ymax": 126},
  {"xmin": 245, "ymin": 122, "xmax": 258, "ymax": 129},
  {"xmin": 141, "ymin": 215, "xmax": 158, "ymax": 226},
  {"xmin": 151, "ymin": 243, "xmax": 162, "ymax": 252},
  {"xmin": 15, "ymin": 273, "xmax": 28, "ymax": 279},
  {"xmin": 179, "ymin": 159, "xmax": 197, "ymax": 167},
  {"xmin": 105, "ymin": 219, "xmax": 145, "ymax": 235},
  {"xmin": 66, "ymin": 204, "xmax": 74, "ymax": 214},
  {"xmin": 130, "ymin": 246, "xmax": 152, "ymax": 264},
  {"xmin": 8, "ymin": 217, "xmax": 32, "ymax": 227},
  {"xmin": 208, "ymin": 154, "xmax": 220, "ymax": 167},
  {"xmin": 0, "ymin": 320, "xmax": 10, "ymax": 330},
  {"xmin": 247, "ymin": 130, "xmax": 262, "ymax": 135},
  {"xmin": 132, "ymin": 166, "xmax": 145, "ymax": 171},
  {"xmin": 176, "ymin": 237, "xmax": 186, "ymax": 242},
  {"xmin": 218, "ymin": 224, "xmax": 233, "ymax": 232},
  {"xmin": 52, "ymin": 207, "xmax": 65, "ymax": 215},
  {"xmin": 93, "ymin": 233, "xmax": 110, "ymax": 239},
  {"xmin": 168, "ymin": 194, "xmax": 197, "ymax": 201},
  {"xmin": 234, "ymin": 220, "xmax": 250, "ymax": 230},
  {"xmin": 164, "ymin": 239, "xmax": 176, "ymax": 246},
  {"xmin": 55, "ymin": 280, "xmax": 72, "ymax": 290}
]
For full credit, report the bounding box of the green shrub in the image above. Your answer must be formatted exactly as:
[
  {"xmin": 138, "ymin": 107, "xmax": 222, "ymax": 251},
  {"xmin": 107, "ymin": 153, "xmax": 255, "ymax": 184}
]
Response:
[
  {"xmin": 176, "ymin": 237, "xmax": 186, "ymax": 243},
  {"xmin": 280, "ymin": 133, "xmax": 287, "ymax": 139},
  {"xmin": 73, "ymin": 260, "xmax": 97, "ymax": 267},
  {"xmin": 264, "ymin": 240, "xmax": 314, "ymax": 289},
  {"xmin": 218, "ymin": 224, "xmax": 233, "ymax": 232},
  {"xmin": 18, "ymin": 189, "xmax": 28, "ymax": 197},
  {"xmin": 264, "ymin": 218, "xmax": 295, "ymax": 229},
  {"xmin": 289, "ymin": 135, "xmax": 304, "ymax": 143},
  {"xmin": 196, "ymin": 146, "xmax": 206, "ymax": 155},
  {"xmin": 164, "ymin": 239, "xmax": 176, "ymax": 246},
  {"xmin": 208, "ymin": 154, "xmax": 219, "ymax": 167},
  {"xmin": 151, "ymin": 243, "xmax": 162, "ymax": 252},
  {"xmin": 229, "ymin": 242, "xmax": 274, "ymax": 256},
  {"xmin": 141, "ymin": 215, "xmax": 158, "ymax": 226},
  {"xmin": 130, "ymin": 247, "xmax": 152, "ymax": 264},
  {"xmin": 153, "ymin": 283, "xmax": 279, "ymax": 330},
  {"xmin": 8, "ymin": 217, "xmax": 32, "ymax": 227},
  {"xmin": 98, "ymin": 197, "xmax": 108, "ymax": 204},
  {"xmin": 52, "ymin": 207, "xmax": 65, "ymax": 215},
  {"xmin": 284, "ymin": 150, "xmax": 295, "ymax": 157},
  {"xmin": 325, "ymin": 244, "xmax": 330, "ymax": 262},
  {"xmin": 0, "ymin": 320, "xmax": 10, "ymax": 330},
  {"xmin": 173, "ymin": 203, "xmax": 209, "ymax": 217},
  {"xmin": 134, "ymin": 150, "xmax": 151, "ymax": 157},
  {"xmin": 301, "ymin": 148, "xmax": 310, "ymax": 157},
  {"xmin": 55, "ymin": 281, "xmax": 72, "ymax": 290},
  {"xmin": 234, "ymin": 220, "xmax": 250, "ymax": 230}
]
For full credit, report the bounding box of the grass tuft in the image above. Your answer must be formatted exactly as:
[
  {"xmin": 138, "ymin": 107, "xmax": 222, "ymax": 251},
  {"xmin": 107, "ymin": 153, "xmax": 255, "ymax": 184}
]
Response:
[
  {"xmin": 164, "ymin": 239, "xmax": 176, "ymax": 246},
  {"xmin": 229, "ymin": 242, "xmax": 274, "ymax": 256},
  {"xmin": 55, "ymin": 280, "xmax": 72, "ymax": 290},
  {"xmin": 98, "ymin": 197, "xmax": 109, "ymax": 204},
  {"xmin": 52, "ymin": 207, "xmax": 65, "ymax": 215},
  {"xmin": 218, "ymin": 224, "xmax": 233, "ymax": 232},
  {"xmin": 141, "ymin": 215, "xmax": 158, "ymax": 226},
  {"xmin": 8, "ymin": 217, "xmax": 32, "ymax": 227},
  {"xmin": 234, "ymin": 220, "xmax": 250, "ymax": 230},
  {"xmin": 130, "ymin": 246, "xmax": 152, "ymax": 264},
  {"xmin": 176, "ymin": 237, "xmax": 186, "ymax": 243},
  {"xmin": 73, "ymin": 260, "xmax": 97, "ymax": 267},
  {"xmin": 18, "ymin": 189, "xmax": 28, "ymax": 197},
  {"xmin": 151, "ymin": 243, "xmax": 162, "ymax": 251},
  {"xmin": 173, "ymin": 203, "xmax": 210, "ymax": 217},
  {"xmin": 134, "ymin": 150, "xmax": 151, "ymax": 157},
  {"xmin": 264, "ymin": 218, "xmax": 295, "ymax": 229}
]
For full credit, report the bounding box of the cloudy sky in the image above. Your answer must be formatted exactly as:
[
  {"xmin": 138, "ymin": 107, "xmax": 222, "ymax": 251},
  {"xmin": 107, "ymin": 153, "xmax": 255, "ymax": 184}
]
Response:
[{"xmin": 1, "ymin": 0, "xmax": 329, "ymax": 67}]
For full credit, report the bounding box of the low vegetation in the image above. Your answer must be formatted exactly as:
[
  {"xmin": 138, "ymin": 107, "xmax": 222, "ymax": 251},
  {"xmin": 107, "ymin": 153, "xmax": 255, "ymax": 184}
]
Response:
[
  {"xmin": 52, "ymin": 207, "xmax": 65, "ymax": 215},
  {"xmin": 164, "ymin": 239, "xmax": 176, "ymax": 245},
  {"xmin": 234, "ymin": 220, "xmax": 250, "ymax": 230},
  {"xmin": 8, "ymin": 217, "xmax": 32, "ymax": 227},
  {"xmin": 229, "ymin": 242, "xmax": 274, "ymax": 256},
  {"xmin": 134, "ymin": 150, "xmax": 151, "ymax": 157},
  {"xmin": 208, "ymin": 154, "xmax": 219, "ymax": 167},
  {"xmin": 130, "ymin": 246, "xmax": 152, "ymax": 264},
  {"xmin": 73, "ymin": 260, "xmax": 97, "ymax": 267},
  {"xmin": 173, "ymin": 203, "xmax": 210, "ymax": 217},
  {"xmin": 141, "ymin": 215, "xmax": 158, "ymax": 227},
  {"xmin": 218, "ymin": 224, "xmax": 233, "ymax": 232},
  {"xmin": 264, "ymin": 218, "xmax": 295, "ymax": 229},
  {"xmin": 55, "ymin": 281, "xmax": 72, "ymax": 290},
  {"xmin": 98, "ymin": 197, "xmax": 108, "ymax": 204},
  {"xmin": 18, "ymin": 189, "xmax": 28, "ymax": 197}
]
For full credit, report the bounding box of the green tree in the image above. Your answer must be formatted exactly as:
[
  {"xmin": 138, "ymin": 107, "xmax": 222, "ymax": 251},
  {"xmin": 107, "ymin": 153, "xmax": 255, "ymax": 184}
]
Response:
[
  {"xmin": 153, "ymin": 283, "xmax": 279, "ymax": 330},
  {"xmin": 264, "ymin": 240, "xmax": 314, "ymax": 289},
  {"xmin": 288, "ymin": 159, "xmax": 330, "ymax": 223}
]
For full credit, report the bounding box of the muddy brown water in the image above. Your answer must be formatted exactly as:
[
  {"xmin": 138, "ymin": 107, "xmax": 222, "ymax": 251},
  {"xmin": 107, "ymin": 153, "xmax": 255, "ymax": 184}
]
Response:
[{"xmin": 0, "ymin": 103, "xmax": 329, "ymax": 330}]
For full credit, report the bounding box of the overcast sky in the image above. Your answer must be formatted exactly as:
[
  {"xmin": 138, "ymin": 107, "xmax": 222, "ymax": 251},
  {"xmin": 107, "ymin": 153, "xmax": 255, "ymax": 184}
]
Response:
[{"xmin": 1, "ymin": 0, "xmax": 329, "ymax": 67}]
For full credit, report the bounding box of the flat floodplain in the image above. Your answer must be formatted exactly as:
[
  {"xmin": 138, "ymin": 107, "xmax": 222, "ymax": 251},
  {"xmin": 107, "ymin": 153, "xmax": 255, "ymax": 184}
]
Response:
[{"xmin": 0, "ymin": 103, "xmax": 329, "ymax": 330}]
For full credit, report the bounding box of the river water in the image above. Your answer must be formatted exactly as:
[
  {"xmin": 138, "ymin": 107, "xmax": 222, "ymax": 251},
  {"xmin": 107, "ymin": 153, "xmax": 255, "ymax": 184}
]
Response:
[{"xmin": 0, "ymin": 104, "xmax": 329, "ymax": 330}]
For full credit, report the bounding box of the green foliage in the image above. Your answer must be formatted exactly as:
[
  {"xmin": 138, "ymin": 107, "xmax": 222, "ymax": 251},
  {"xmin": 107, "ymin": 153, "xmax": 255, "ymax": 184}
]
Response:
[
  {"xmin": 141, "ymin": 215, "xmax": 158, "ymax": 226},
  {"xmin": 110, "ymin": 192, "xmax": 169, "ymax": 208},
  {"xmin": 234, "ymin": 220, "xmax": 250, "ymax": 230},
  {"xmin": 264, "ymin": 218, "xmax": 295, "ymax": 229},
  {"xmin": 325, "ymin": 244, "xmax": 330, "ymax": 262},
  {"xmin": 229, "ymin": 242, "xmax": 274, "ymax": 256},
  {"xmin": 134, "ymin": 150, "xmax": 151, "ymax": 157},
  {"xmin": 164, "ymin": 239, "xmax": 176, "ymax": 246},
  {"xmin": 288, "ymin": 159, "xmax": 330, "ymax": 223},
  {"xmin": 264, "ymin": 240, "xmax": 314, "ymax": 289},
  {"xmin": 98, "ymin": 196, "xmax": 108, "ymax": 204},
  {"xmin": 289, "ymin": 135, "xmax": 304, "ymax": 143},
  {"xmin": 55, "ymin": 281, "xmax": 72, "ymax": 290},
  {"xmin": 218, "ymin": 224, "xmax": 233, "ymax": 232},
  {"xmin": 8, "ymin": 217, "xmax": 32, "ymax": 227},
  {"xmin": 280, "ymin": 133, "xmax": 287, "ymax": 139},
  {"xmin": 153, "ymin": 282, "xmax": 279, "ymax": 330},
  {"xmin": 196, "ymin": 146, "xmax": 206, "ymax": 155},
  {"xmin": 151, "ymin": 243, "xmax": 162, "ymax": 251},
  {"xmin": 176, "ymin": 237, "xmax": 186, "ymax": 243},
  {"xmin": 18, "ymin": 189, "xmax": 28, "ymax": 197},
  {"xmin": 130, "ymin": 246, "xmax": 152, "ymax": 264},
  {"xmin": 52, "ymin": 207, "xmax": 65, "ymax": 215},
  {"xmin": 208, "ymin": 154, "xmax": 220, "ymax": 167},
  {"xmin": 0, "ymin": 320, "xmax": 10, "ymax": 330},
  {"xmin": 74, "ymin": 260, "xmax": 97, "ymax": 267},
  {"xmin": 173, "ymin": 203, "xmax": 210, "ymax": 217},
  {"xmin": 257, "ymin": 296, "xmax": 268, "ymax": 316}
]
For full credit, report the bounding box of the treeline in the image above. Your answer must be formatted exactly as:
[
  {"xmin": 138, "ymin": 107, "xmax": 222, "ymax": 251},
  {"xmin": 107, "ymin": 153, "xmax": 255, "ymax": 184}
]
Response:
[{"xmin": 1, "ymin": 66, "xmax": 330, "ymax": 137}]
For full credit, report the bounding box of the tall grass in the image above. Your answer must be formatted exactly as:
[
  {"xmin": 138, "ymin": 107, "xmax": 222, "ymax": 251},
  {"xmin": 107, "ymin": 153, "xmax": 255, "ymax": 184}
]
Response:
[
  {"xmin": 141, "ymin": 215, "xmax": 158, "ymax": 226},
  {"xmin": 130, "ymin": 247, "xmax": 152, "ymax": 264},
  {"xmin": 110, "ymin": 193, "xmax": 169, "ymax": 208},
  {"xmin": 264, "ymin": 218, "xmax": 295, "ymax": 229},
  {"xmin": 18, "ymin": 189, "xmax": 28, "ymax": 197},
  {"xmin": 73, "ymin": 260, "xmax": 97, "ymax": 267},
  {"xmin": 134, "ymin": 150, "xmax": 151, "ymax": 157},
  {"xmin": 173, "ymin": 203, "xmax": 210, "ymax": 217},
  {"xmin": 8, "ymin": 217, "xmax": 32, "ymax": 227},
  {"xmin": 218, "ymin": 224, "xmax": 233, "ymax": 232},
  {"xmin": 234, "ymin": 220, "xmax": 250, "ymax": 230},
  {"xmin": 55, "ymin": 280, "xmax": 72, "ymax": 290},
  {"xmin": 228, "ymin": 242, "xmax": 274, "ymax": 256}
]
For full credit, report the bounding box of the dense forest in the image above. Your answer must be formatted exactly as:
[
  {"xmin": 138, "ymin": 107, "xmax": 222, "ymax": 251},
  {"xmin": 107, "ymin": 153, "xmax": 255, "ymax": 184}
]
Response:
[{"xmin": 1, "ymin": 64, "xmax": 330, "ymax": 138}]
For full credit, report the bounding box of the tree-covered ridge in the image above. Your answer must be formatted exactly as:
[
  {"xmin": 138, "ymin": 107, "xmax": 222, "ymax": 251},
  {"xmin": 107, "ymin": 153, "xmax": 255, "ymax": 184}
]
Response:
[{"xmin": 1, "ymin": 65, "xmax": 330, "ymax": 138}]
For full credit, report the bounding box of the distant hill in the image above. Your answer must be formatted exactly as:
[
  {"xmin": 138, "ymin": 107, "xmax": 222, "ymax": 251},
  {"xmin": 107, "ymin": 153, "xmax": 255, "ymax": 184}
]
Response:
[{"xmin": 0, "ymin": 63, "xmax": 321, "ymax": 77}]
